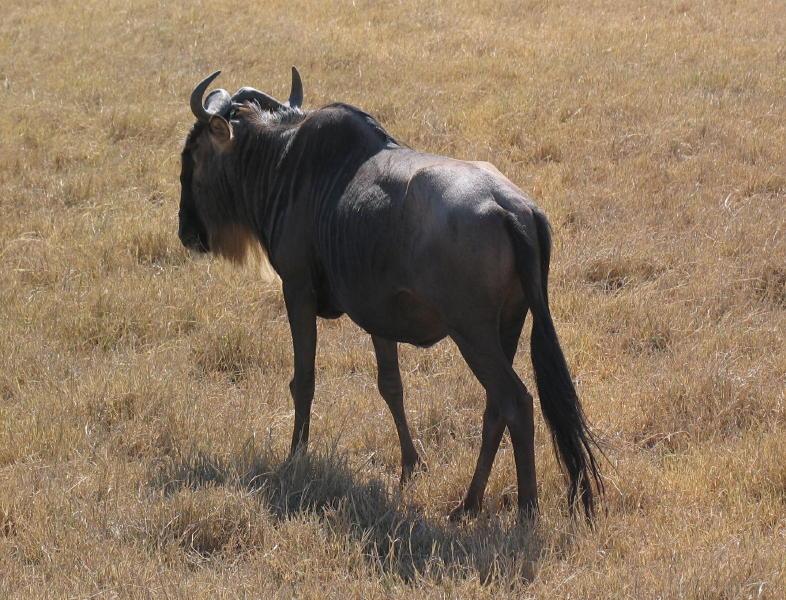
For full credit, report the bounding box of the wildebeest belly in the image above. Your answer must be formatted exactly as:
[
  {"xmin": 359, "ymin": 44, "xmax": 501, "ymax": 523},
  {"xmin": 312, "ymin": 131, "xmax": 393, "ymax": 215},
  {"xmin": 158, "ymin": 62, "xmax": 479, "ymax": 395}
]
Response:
[{"xmin": 343, "ymin": 288, "xmax": 447, "ymax": 347}]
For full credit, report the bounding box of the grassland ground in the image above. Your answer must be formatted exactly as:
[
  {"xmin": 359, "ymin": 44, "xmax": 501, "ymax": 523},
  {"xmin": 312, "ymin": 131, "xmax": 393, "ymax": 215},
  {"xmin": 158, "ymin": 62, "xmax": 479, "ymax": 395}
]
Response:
[{"xmin": 0, "ymin": 0, "xmax": 784, "ymax": 597}]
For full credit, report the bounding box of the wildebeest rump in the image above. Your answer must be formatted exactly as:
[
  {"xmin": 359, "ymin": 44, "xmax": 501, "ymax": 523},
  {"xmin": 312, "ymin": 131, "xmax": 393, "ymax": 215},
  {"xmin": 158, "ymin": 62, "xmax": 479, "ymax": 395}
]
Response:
[{"xmin": 178, "ymin": 68, "xmax": 603, "ymax": 519}]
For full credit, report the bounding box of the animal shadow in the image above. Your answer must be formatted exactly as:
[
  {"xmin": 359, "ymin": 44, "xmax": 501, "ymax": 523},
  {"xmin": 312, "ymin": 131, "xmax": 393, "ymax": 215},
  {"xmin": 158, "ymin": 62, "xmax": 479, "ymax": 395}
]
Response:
[{"xmin": 149, "ymin": 443, "xmax": 543, "ymax": 583}]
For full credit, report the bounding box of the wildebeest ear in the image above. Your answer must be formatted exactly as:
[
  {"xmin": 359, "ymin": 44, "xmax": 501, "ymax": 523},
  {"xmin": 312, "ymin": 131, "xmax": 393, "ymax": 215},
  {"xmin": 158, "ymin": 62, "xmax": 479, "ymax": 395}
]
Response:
[{"xmin": 208, "ymin": 115, "xmax": 233, "ymax": 147}]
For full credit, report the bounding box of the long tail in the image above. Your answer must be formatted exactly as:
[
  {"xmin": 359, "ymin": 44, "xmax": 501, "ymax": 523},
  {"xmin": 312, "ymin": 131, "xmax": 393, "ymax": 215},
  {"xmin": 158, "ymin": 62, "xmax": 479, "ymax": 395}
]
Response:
[{"xmin": 504, "ymin": 210, "xmax": 603, "ymax": 518}]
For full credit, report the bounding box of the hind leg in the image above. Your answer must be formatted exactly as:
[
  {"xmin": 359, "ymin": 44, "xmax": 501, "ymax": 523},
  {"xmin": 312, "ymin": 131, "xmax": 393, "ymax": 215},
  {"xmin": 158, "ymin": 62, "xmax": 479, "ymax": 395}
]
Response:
[
  {"xmin": 449, "ymin": 322, "xmax": 538, "ymax": 519},
  {"xmin": 449, "ymin": 312, "xmax": 526, "ymax": 519},
  {"xmin": 371, "ymin": 335, "xmax": 422, "ymax": 484}
]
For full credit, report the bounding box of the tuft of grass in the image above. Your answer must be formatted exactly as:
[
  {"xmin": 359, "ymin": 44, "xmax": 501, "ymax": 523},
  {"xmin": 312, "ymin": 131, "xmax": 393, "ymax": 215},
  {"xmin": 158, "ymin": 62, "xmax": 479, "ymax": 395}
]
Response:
[
  {"xmin": 755, "ymin": 264, "xmax": 786, "ymax": 308},
  {"xmin": 582, "ymin": 253, "xmax": 663, "ymax": 293}
]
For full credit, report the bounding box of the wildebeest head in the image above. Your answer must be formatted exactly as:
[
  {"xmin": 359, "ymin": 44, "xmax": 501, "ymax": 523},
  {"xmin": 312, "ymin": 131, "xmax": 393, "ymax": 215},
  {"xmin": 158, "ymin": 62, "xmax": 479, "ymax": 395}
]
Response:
[{"xmin": 178, "ymin": 68, "xmax": 303, "ymax": 261}]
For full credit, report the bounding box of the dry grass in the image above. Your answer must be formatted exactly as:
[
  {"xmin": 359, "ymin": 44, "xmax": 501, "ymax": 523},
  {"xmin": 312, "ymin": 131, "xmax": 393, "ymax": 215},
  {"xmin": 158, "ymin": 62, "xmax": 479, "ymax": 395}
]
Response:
[{"xmin": 1, "ymin": 0, "xmax": 785, "ymax": 597}]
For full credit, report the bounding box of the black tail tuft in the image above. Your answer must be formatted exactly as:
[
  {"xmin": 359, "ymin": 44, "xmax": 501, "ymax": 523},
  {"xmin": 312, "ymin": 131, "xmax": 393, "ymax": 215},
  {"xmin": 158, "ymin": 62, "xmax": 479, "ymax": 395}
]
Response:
[
  {"xmin": 506, "ymin": 211, "xmax": 604, "ymax": 519},
  {"xmin": 530, "ymin": 309, "xmax": 604, "ymax": 518}
]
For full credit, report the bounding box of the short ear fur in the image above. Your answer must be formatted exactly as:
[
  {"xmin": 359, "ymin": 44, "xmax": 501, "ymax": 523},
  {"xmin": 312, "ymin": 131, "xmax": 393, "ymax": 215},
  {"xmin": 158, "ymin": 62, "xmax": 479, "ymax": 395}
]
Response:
[{"xmin": 208, "ymin": 115, "xmax": 233, "ymax": 148}]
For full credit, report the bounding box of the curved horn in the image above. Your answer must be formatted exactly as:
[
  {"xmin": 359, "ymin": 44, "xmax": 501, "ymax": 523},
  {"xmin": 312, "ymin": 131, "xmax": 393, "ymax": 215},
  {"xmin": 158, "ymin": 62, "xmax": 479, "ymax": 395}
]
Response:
[
  {"xmin": 231, "ymin": 87, "xmax": 285, "ymax": 112},
  {"xmin": 287, "ymin": 66, "xmax": 303, "ymax": 109},
  {"xmin": 190, "ymin": 70, "xmax": 223, "ymax": 123}
]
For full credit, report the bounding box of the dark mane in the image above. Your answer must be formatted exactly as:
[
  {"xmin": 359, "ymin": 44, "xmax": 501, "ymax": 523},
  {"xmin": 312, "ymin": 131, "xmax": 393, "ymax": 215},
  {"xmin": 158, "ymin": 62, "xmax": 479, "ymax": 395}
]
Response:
[
  {"xmin": 235, "ymin": 103, "xmax": 307, "ymax": 128},
  {"xmin": 235, "ymin": 101, "xmax": 401, "ymax": 149},
  {"xmin": 321, "ymin": 102, "xmax": 401, "ymax": 147}
]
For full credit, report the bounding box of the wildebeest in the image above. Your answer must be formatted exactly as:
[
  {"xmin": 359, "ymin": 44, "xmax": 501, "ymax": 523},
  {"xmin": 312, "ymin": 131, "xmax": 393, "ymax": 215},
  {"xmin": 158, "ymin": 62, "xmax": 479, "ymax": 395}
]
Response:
[{"xmin": 178, "ymin": 67, "xmax": 602, "ymax": 519}]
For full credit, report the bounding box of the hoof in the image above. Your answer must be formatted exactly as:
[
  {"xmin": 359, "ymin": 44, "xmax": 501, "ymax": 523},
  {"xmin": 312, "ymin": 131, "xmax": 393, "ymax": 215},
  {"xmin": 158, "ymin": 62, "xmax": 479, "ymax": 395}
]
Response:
[
  {"xmin": 448, "ymin": 500, "xmax": 481, "ymax": 523},
  {"xmin": 399, "ymin": 456, "xmax": 427, "ymax": 485},
  {"xmin": 517, "ymin": 500, "xmax": 539, "ymax": 525}
]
